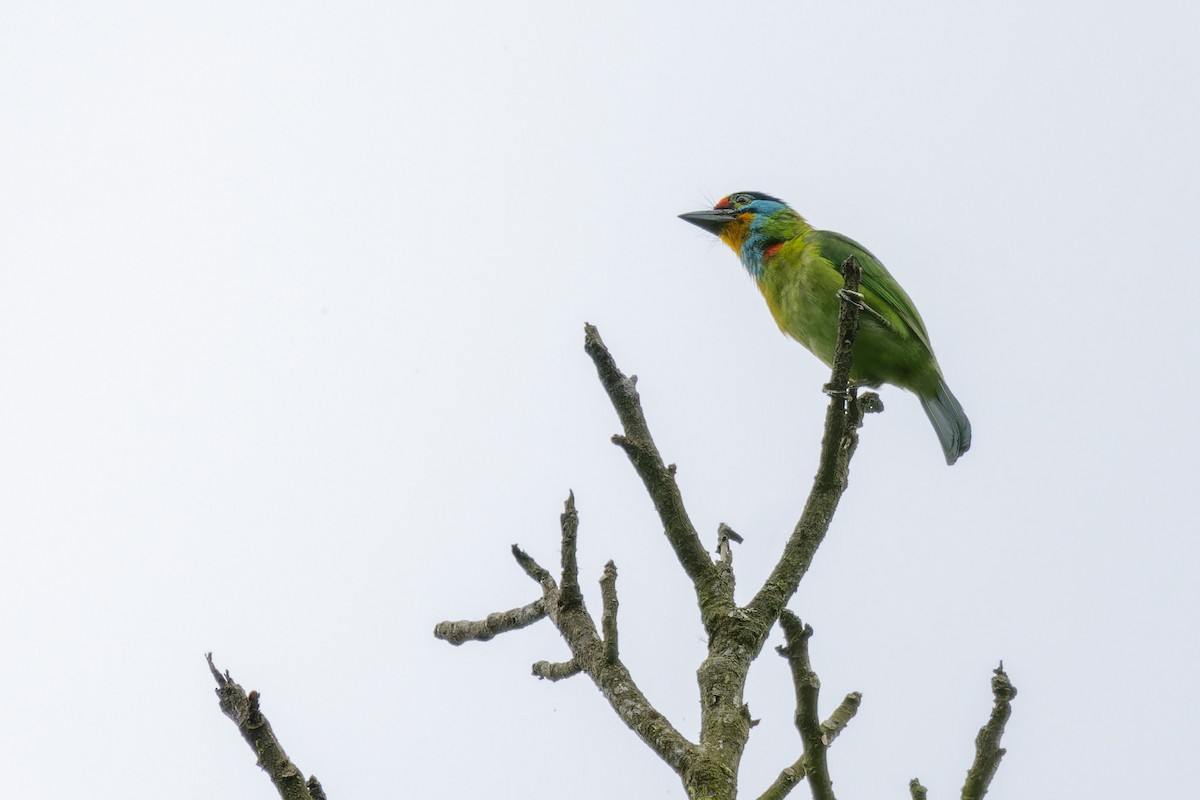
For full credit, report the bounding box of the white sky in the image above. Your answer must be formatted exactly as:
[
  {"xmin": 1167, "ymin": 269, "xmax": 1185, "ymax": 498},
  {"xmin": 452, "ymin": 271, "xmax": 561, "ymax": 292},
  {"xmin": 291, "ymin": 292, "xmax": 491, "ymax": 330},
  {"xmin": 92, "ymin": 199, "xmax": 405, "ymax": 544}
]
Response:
[{"xmin": 2, "ymin": 2, "xmax": 1197, "ymax": 797}]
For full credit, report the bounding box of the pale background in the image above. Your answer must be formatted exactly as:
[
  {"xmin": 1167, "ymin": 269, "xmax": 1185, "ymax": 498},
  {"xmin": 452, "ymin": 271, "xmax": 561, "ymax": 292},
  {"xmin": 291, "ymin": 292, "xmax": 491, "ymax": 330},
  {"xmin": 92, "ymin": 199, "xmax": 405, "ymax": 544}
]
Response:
[{"xmin": 2, "ymin": 2, "xmax": 1196, "ymax": 797}]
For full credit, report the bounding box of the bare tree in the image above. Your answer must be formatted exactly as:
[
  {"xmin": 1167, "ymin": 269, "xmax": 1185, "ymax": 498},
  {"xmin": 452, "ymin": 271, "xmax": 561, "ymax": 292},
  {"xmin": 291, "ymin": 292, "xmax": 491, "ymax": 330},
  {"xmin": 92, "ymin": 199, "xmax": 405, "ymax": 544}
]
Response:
[
  {"xmin": 432, "ymin": 258, "xmax": 1015, "ymax": 800},
  {"xmin": 209, "ymin": 258, "xmax": 1016, "ymax": 799}
]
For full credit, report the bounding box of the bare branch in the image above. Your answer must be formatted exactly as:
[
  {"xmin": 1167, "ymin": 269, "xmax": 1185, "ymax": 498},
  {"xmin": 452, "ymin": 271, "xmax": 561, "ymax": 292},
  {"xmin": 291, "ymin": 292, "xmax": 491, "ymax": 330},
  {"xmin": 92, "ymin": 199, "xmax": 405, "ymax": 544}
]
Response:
[
  {"xmin": 746, "ymin": 257, "xmax": 867, "ymax": 641},
  {"xmin": 961, "ymin": 664, "xmax": 1018, "ymax": 800},
  {"xmin": 438, "ymin": 500, "xmax": 699, "ymax": 777},
  {"xmin": 753, "ymin": 690, "xmax": 861, "ymax": 800},
  {"xmin": 511, "ymin": 544, "xmax": 556, "ymax": 591},
  {"xmin": 583, "ymin": 324, "xmax": 730, "ymax": 627},
  {"xmin": 559, "ymin": 492, "xmax": 583, "ymax": 611},
  {"xmin": 757, "ymin": 755, "xmax": 809, "ymax": 800},
  {"xmin": 599, "ymin": 560, "xmax": 619, "ymax": 664},
  {"xmin": 820, "ymin": 692, "xmax": 861, "ymax": 747},
  {"xmin": 776, "ymin": 611, "xmax": 837, "ymax": 800},
  {"xmin": 532, "ymin": 659, "xmax": 582, "ymax": 681},
  {"xmin": 533, "ymin": 553, "xmax": 695, "ymax": 773},
  {"xmin": 433, "ymin": 599, "xmax": 547, "ymax": 645},
  {"xmin": 206, "ymin": 654, "xmax": 317, "ymax": 800}
]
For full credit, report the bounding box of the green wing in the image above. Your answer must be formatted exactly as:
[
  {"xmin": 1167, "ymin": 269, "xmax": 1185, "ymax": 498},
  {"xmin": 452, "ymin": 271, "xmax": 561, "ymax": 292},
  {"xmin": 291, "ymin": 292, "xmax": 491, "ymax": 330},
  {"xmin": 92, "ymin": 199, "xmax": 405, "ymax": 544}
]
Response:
[{"xmin": 809, "ymin": 229, "xmax": 932, "ymax": 351}]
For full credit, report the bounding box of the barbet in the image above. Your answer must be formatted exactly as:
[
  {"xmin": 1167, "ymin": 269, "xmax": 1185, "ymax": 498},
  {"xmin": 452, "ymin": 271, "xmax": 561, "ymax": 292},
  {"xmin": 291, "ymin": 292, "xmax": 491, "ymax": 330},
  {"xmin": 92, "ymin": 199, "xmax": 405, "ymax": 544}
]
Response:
[{"xmin": 680, "ymin": 192, "xmax": 970, "ymax": 464}]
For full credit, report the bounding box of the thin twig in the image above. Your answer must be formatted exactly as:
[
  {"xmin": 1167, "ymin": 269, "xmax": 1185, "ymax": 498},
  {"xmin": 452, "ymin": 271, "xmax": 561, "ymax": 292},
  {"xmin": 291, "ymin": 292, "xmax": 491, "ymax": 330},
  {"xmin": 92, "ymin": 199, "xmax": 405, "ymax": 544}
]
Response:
[
  {"xmin": 961, "ymin": 664, "xmax": 1018, "ymax": 800},
  {"xmin": 206, "ymin": 654, "xmax": 316, "ymax": 800},
  {"xmin": 820, "ymin": 692, "xmax": 861, "ymax": 747},
  {"xmin": 509, "ymin": 512, "xmax": 698, "ymax": 775},
  {"xmin": 600, "ymin": 560, "xmax": 619, "ymax": 664},
  {"xmin": 559, "ymin": 492, "xmax": 583, "ymax": 611},
  {"xmin": 757, "ymin": 754, "xmax": 809, "ymax": 800},
  {"xmin": 512, "ymin": 544, "xmax": 556, "ymax": 590},
  {"xmin": 756, "ymin": 646, "xmax": 860, "ymax": 800},
  {"xmin": 776, "ymin": 612, "xmax": 837, "ymax": 800},
  {"xmin": 434, "ymin": 492, "xmax": 697, "ymax": 776},
  {"xmin": 433, "ymin": 599, "xmax": 547, "ymax": 645},
  {"xmin": 584, "ymin": 324, "xmax": 730, "ymax": 627}
]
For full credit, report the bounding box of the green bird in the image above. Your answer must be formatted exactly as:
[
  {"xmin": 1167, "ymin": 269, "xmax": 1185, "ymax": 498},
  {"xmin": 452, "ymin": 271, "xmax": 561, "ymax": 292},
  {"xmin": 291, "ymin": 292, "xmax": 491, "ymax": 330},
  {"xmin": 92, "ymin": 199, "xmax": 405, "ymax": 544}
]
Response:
[{"xmin": 680, "ymin": 191, "xmax": 970, "ymax": 464}]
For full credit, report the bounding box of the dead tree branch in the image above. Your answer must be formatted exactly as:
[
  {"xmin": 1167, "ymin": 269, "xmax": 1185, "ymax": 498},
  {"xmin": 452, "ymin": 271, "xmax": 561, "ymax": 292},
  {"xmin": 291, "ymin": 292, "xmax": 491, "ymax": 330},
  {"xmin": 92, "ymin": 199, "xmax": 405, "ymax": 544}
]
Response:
[
  {"xmin": 774, "ymin": 612, "xmax": 849, "ymax": 800},
  {"xmin": 599, "ymin": 560, "xmax": 619, "ymax": 664},
  {"xmin": 433, "ymin": 600, "xmax": 546, "ymax": 645},
  {"xmin": 755, "ymin": 683, "xmax": 861, "ymax": 800},
  {"xmin": 433, "ymin": 494, "xmax": 697, "ymax": 776},
  {"xmin": 206, "ymin": 653, "xmax": 323, "ymax": 800},
  {"xmin": 910, "ymin": 664, "xmax": 1018, "ymax": 800},
  {"xmin": 961, "ymin": 664, "xmax": 1018, "ymax": 800},
  {"xmin": 583, "ymin": 325, "xmax": 730, "ymax": 633},
  {"xmin": 758, "ymin": 753, "xmax": 811, "ymax": 800}
]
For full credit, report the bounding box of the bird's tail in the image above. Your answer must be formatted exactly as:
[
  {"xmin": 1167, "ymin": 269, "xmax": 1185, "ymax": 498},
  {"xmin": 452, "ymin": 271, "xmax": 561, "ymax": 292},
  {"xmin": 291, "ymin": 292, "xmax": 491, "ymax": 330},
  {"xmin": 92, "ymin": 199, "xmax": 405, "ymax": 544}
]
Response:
[{"xmin": 919, "ymin": 379, "xmax": 972, "ymax": 465}]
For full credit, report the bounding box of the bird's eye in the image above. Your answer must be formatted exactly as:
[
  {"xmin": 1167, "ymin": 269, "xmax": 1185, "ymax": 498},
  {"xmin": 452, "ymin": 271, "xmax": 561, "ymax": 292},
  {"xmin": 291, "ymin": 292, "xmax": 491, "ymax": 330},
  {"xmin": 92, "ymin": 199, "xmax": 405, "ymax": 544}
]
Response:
[{"xmin": 729, "ymin": 193, "xmax": 753, "ymax": 207}]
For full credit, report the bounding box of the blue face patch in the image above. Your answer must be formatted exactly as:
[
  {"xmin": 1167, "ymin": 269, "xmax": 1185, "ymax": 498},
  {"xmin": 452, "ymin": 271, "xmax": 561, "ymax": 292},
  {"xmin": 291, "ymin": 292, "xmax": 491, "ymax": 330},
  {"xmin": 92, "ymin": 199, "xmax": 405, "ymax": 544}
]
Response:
[{"xmin": 738, "ymin": 200, "xmax": 789, "ymax": 277}]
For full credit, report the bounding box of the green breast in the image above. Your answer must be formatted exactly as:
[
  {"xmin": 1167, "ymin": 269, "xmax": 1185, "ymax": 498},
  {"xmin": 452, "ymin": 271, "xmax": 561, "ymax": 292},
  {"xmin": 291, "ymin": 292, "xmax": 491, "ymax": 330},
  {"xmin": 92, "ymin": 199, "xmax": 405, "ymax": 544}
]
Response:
[{"xmin": 756, "ymin": 235, "xmax": 942, "ymax": 394}]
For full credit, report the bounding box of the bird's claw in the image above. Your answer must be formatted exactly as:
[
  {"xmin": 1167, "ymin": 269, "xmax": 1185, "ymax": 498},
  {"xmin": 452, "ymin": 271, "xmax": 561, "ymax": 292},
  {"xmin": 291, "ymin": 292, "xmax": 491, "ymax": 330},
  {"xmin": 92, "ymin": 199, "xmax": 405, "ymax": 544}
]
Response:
[
  {"xmin": 839, "ymin": 289, "xmax": 895, "ymax": 331},
  {"xmin": 836, "ymin": 288, "xmax": 865, "ymax": 307}
]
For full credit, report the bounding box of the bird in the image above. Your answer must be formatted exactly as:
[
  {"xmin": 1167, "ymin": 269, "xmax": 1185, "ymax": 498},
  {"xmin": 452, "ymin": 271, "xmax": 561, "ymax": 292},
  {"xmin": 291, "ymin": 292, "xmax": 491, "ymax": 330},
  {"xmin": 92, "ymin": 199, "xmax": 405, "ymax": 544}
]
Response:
[{"xmin": 679, "ymin": 191, "xmax": 970, "ymax": 464}]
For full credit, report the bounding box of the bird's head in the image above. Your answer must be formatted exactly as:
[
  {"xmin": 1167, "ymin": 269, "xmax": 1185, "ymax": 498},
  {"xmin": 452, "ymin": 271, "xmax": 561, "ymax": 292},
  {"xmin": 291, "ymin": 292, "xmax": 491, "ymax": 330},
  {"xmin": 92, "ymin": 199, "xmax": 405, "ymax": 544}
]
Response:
[{"xmin": 680, "ymin": 192, "xmax": 809, "ymax": 278}]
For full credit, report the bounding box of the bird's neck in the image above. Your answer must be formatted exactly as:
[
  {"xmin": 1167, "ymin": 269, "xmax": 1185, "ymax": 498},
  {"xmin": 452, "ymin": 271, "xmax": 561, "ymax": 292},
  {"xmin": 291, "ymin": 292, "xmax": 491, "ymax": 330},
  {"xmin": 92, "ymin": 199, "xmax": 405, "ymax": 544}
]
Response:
[{"xmin": 735, "ymin": 212, "xmax": 812, "ymax": 279}]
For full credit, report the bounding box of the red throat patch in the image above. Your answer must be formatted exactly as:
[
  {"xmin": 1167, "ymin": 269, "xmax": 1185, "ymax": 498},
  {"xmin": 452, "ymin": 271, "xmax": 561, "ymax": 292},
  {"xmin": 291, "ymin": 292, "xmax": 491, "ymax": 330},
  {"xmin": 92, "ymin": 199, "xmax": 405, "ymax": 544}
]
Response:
[{"xmin": 764, "ymin": 242, "xmax": 784, "ymax": 259}]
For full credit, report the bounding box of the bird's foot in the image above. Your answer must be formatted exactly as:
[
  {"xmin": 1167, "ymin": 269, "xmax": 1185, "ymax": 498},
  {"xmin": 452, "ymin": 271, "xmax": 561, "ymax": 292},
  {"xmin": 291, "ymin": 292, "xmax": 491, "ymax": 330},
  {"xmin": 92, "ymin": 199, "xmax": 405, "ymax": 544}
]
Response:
[
  {"xmin": 836, "ymin": 288, "xmax": 865, "ymax": 308},
  {"xmin": 838, "ymin": 289, "xmax": 894, "ymax": 331}
]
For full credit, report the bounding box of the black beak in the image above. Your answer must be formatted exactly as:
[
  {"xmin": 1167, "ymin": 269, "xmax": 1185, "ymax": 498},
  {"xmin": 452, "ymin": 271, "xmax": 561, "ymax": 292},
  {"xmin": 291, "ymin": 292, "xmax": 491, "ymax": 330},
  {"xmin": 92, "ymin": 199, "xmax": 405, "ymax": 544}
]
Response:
[{"xmin": 679, "ymin": 208, "xmax": 737, "ymax": 236}]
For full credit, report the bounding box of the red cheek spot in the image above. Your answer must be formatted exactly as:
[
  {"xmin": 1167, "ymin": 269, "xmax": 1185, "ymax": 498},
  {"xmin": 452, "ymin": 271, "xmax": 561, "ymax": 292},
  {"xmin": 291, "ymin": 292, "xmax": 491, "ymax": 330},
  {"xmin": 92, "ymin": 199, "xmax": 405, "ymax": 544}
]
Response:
[
  {"xmin": 715, "ymin": 196, "xmax": 731, "ymax": 209},
  {"xmin": 764, "ymin": 242, "xmax": 784, "ymax": 259}
]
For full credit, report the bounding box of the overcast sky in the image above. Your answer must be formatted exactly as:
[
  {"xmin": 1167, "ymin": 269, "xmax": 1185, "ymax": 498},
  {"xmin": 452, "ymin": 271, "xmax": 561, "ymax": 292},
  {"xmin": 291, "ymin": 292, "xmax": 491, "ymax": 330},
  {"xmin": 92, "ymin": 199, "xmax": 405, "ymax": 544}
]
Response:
[{"xmin": 2, "ymin": 2, "xmax": 1197, "ymax": 798}]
